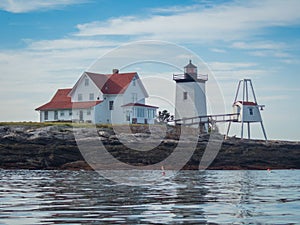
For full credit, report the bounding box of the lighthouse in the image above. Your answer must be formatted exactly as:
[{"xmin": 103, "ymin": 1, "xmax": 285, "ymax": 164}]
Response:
[{"xmin": 173, "ymin": 60, "xmax": 208, "ymax": 129}]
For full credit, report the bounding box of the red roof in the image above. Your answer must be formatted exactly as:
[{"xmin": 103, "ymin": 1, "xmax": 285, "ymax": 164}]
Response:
[
  {"xmin": 236, "ymin": 101, "xmax": 257, "ymax": 106},
  {"xmin": 86, "ymin": 72, "xmax": 137, "ymax": 94},
  {"xmin": 122, "ymin": 103, "xmax": 158, "ymax": 109},
  {"xmin": 35, "ymin": 88, "xmax": 101, "ymax": 111}
]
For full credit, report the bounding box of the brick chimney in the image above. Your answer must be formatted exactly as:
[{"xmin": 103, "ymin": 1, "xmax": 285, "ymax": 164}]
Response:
[{"xmin": 112, "ymin": 69, "xmax": 119, "ymax": 74}]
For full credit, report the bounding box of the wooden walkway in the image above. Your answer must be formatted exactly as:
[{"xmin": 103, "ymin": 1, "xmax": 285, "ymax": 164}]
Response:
[{"xmin": 173, "ymin": 113, "xmax": 239, "ymax": 126}]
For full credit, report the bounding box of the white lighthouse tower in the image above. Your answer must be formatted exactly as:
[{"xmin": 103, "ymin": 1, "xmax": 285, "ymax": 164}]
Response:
[
  {"xmin": 173, "ymin": 60, "xmax": 208, "ymax": 129},
  {"xmin": 226, "ymin": 79, "xmax": 267, "ymax": 140}
]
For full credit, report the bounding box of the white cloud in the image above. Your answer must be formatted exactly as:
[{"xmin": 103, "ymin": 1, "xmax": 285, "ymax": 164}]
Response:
[
  {"xmin": 27, "ymin": 38, "xmax": 119, "ymax": 51},
  {"xmin": 0, "ymin": 0, "xmax": 88, "ymax": 13},
  {"xmin": 207, "ymin": 61, "xmax": 269, "ymax": 81},
  {"xmin": 150, "ymin": 4, "xmax": 206, "ymax": 14},
  {"xmin": 208, "ymin": 62, "xmax": 257, "ymax": 71},
  {"xmin": 76, "ymin": 0, "xmax": 300, "ymax": 42},
  {"xmin": 232, "ymin": 40, "xmax": 295, "ymax": 61},
  {"xmin": 210, "ymin": 48, "xmax": 227, "ymax": 53},
  {"xmin": 232, "ymin": 41, "xmax": 287, "ymax": 50}
]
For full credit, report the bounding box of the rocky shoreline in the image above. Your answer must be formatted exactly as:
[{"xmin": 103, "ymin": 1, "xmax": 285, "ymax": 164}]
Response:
[{"xmin": 0, "ymin": 124, "xmax": 299, "ymax": 170}]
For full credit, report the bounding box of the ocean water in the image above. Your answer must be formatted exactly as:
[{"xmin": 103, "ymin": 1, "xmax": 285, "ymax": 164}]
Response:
[{"xmin": 0, "ymin": 169, "xmax": 299, "ymax": 225}]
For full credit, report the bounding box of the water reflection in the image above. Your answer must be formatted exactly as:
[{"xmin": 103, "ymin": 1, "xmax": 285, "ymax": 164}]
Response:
[{"xmin": 0, "ymin": 170, "xmax": 299, "ymax": 225}]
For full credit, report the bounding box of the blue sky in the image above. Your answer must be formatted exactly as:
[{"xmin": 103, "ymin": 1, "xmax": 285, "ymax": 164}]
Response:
[{"xmin": 0, "ymin": 0, "xmax": 299, "ymax": 141}]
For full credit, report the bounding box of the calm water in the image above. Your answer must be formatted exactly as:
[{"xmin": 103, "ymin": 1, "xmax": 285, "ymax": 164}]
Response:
[{"xmin": 0, "ymin": 170, "xmax": 299, "ymax": 225}]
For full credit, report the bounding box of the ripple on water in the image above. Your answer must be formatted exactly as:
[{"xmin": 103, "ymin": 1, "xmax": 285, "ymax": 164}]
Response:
[{"xmin": 0, "ymin": 169, "xmax": 299, "ymax": 224}]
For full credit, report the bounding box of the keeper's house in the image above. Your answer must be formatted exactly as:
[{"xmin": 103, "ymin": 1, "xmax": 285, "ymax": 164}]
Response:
[{"xmin": 35, "ymin": 69, "xmax": 158, "ymax": 124}]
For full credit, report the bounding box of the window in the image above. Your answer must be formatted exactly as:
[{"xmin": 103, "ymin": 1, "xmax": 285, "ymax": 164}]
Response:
[
  {"xmin": 44, "ymin": 111, "xmax": 48, "ymax": 120},
  {"xmin": 132, "ymin": 93, "xmax": 138, "ymax": 103},
  {"xmin": 109, "ymin": 101, "xmax": 114, "ymax": 110},
  {"xmin": 60, "ymin": 111, "xmax": 64, "ymax": 117},
  {"xmin": 183, "ymin": 92, "xmax": 188, "ymax": 100},
  {"xmin": 132, "ymin": 78, "xmax": 136, "ymax": 86},
  {"xmin": 89, "ymin": 93, "xmax": 94, "ymax": 101},
  {"xmin": 87, "ymin": 109, "xmax": 91, "ymax": 115},
  {"xmin": 148, "ymin": 109, "xmax": 154, "ymax": 118},
  {"xmin": 137, "ymin": 108, "xmax": 145, "ymax": 117},
  {"xmin": 69, "ymin": 110, "xmax": 72, "ymax": 116},
  {"xmin": 249, "ymin": 108, "xmax": 253, "ymax": 115},
  {"xmin": 78, "ymin": 93, "xmax": 83, "ymax": 101},
  {"xmin": 85, "ymin": 78, "xmax": 89, "ymax": 86}
]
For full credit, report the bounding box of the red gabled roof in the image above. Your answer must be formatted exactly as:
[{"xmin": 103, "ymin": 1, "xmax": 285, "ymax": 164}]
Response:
[
  {"xmin": 35, "ymin": 88, "xmax": 101, "ymax": 111},
  {"xmin": 122, "ymin": 102, "xmax": 159, "ymax": 109},
  {"xmin": 86, "ymin": 72, "xmax": 137, "ymax": 94},
  {"xmin": 236, "ymin": 101, "xmax": 257, "ymax": 106}
]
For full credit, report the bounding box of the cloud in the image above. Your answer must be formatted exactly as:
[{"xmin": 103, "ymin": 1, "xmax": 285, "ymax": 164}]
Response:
[
  {"xmin": 231, "ymin": 40, "xmax": 296, "ymax": 62},
  {"xmin": 232, "ymin": 41, "xmax": 287, "ymax": 50},
  {"xmin": 207, "ymin": 61, "xmax": 269, "ymax": 80},
  {"xmin": 208, "ymin": 62, "xmax": 257, "ymax": 70},
  {"xmin": 27, "ymin": 38, "xmax": 119, "ymax": 51},
  {"xmin": 210, "ymin": 48, "xmax": 227, "ymax": 53},
  {"xmin": 0, "ymin": 0, "xmax": 88, "ymax": 13},
  {"xmin": 75, "ymin": 0, "xmax": 300, "ymax": 42}
]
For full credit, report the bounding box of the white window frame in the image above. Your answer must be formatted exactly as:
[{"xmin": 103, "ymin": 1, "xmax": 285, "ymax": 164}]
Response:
[
  {"xmin": 85, "ymin": 78, "xmax": 89, "ymax": 86},
  {"xmin": 44, "ymin": 111, "xmax": 48, "ymax": 120},
  {"xmin": 132, "ymin": 93, "xmax": 138, "ymax": 103},
  {"xmin": 137, "ymin": 108, "xmax": 145, "ymax": 117},
  {"xmin": 78, "ymin": 93, "xmax": 83, "ymax": 101}
]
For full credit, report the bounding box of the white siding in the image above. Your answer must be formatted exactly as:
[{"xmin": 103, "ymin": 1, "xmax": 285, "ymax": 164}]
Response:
[
  {"xmin": 71, "ymin": 108, "xmax": 94, "ymax": 123},
  {"xmin": 123, "ymin": 76, "xmax": 147, "ymax": 105},
  {"xmin": 235, "ymin": 104, "xmax": 262, "ymax": 122},
  {"xmin": 175, "ymin": 81, "xmax": 207, "ymax": 120},
  {"xmin": 70, "ymin": 73, "xmax": 103, "ymax": 102},
  {"xmin": 40, "ymin": 109, "xmax": 73, "ymax": 122}
]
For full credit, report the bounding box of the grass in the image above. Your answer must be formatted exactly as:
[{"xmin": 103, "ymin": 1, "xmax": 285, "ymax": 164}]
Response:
[
  {"xmin": 0, "ymin": 121, "xmax": 168, "ymax": 129},
  {"xmin": 0, "ymin": 121, "xmax": 75, "ymax": 127}
]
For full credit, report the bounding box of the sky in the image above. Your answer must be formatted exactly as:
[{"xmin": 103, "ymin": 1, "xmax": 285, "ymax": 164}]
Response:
[{"xmin": 0, "ymin": 0, "xmax": 299, "ymax": 141}]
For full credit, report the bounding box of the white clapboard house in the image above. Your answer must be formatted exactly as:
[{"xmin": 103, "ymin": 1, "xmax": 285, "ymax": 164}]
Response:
[{"xmin": 36, "ymin": 69, "xmax": 158, "ymax": 124}]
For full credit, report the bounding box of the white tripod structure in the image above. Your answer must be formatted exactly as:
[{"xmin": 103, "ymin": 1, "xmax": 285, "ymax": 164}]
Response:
[{"xmin": 226, "ymin": 79, "xmax": 267, "ymax": 141}]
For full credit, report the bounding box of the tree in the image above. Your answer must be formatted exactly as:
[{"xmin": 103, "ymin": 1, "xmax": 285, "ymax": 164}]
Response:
[{"xmin": 157, "ymin": 110, "xmax": 174, "ymax": 124}]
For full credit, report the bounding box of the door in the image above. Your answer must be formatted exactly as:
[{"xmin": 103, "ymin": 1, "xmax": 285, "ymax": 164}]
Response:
[
  {"xmin": 79, "ymin": 110, "xmax": 84, "ymax": 122},
  {"xmin": 54, "ymin": 111, "xmax": 58, "ymax": 120}
]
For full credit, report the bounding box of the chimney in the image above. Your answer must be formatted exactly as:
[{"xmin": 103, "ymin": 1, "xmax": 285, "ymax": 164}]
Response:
[{"xmin": 112, "ymin": 69, "xmax": 119, "ymax": 74}]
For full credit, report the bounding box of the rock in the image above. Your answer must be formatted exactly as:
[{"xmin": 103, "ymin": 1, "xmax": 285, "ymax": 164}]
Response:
[
  {"xmin": 98, "ymin": 130, "xmax": 111, "ymax": 138},
  {"xmin": 0, "ymin": 124, "xmax": 300, "ymax": 170},
  {"xmin": 60, "ymin": 160, "xmax": 93, "ymax": 170}
]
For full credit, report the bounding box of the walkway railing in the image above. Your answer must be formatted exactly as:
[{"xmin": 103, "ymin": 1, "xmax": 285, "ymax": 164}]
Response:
[
  {"xmin": 173, "ymin": 74, "xmax": 208, "ymax": 81},
  {"xmin": 173, "ymin": 113, "xmax": 240, "ymax": 126}
]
